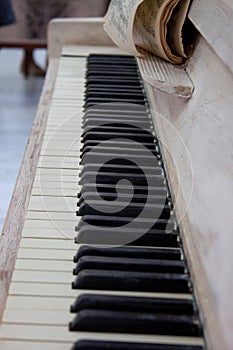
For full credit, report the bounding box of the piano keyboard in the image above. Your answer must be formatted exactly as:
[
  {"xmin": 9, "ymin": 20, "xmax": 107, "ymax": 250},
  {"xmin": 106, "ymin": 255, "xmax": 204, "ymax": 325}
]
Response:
[{"xmin": 0, "ymin": 53, "xmax": 205, "ymax": 350}]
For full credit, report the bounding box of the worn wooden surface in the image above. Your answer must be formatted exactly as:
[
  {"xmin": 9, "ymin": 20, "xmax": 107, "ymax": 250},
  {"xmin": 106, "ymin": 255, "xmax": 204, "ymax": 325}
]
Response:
[
  {"xmin": 48, "ymin": 18, "xmax": 114, "ymax": 59},
  {"xmin": 0, "ymin": 58, "xmax": 59, "ymax": 322},
  {"xmin": 145, "ymin": 35, "xmax": 233, "ymax": 350},
  {"xmin": 189, "ymin": 0, "xmax": 233, "ymax": 74}
]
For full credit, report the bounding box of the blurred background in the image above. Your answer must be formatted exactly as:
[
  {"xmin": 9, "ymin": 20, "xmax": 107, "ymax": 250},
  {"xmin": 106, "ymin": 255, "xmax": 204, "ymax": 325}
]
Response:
[{"xmin": 0, "ymin": 0, "xmax": 110, "ymax": 231}]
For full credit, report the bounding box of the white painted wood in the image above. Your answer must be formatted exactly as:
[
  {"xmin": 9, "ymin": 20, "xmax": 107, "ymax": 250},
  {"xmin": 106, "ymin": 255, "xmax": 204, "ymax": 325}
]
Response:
[
  {"xmin": 137, "ymin": 51, "xmax": 194, "ymax": 98},
  {"xmin": 145, "ymin": 35, "xmax": 233, "ymax": 350},
  {"xmin": 189, "ymin": 0, "xmax": 233, "ymax": 74},
  {"xmin": 48, "ymin": 18, "xmax": 115, "ymax": 58}
]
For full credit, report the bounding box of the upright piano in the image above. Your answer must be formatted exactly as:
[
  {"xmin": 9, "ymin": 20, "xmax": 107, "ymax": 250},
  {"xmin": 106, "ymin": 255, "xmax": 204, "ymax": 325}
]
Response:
[{"xmin": 0, "ymin": 2, "xmax": 233, "ymax": 350}]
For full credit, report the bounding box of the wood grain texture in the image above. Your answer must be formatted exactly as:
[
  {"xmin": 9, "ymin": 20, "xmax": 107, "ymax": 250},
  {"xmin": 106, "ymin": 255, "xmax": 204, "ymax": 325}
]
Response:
[
  {"xmin": 189, "ymin": 0, "xmax": 233, "ymax": 74},
  {"xmin": 0, "ymin": 58, "xmax": 59, "ymax": 322},
  {"xmin": 48, "ymin": 18, "xmax": 114, "ymax": 59},
  {"xmin": 145, "ymin": 35, "xmax": 233, "ymax": 350}
]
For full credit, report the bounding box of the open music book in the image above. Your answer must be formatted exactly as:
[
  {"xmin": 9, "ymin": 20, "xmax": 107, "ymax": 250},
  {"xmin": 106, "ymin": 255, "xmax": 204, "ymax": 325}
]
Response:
[{"xmin": 104, "ymin": 0, "xmax": 193, "ymax": 64}]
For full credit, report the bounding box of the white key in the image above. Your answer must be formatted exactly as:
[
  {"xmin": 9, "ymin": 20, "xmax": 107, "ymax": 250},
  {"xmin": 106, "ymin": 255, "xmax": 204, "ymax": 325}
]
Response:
[
  {"xmin": 19, "ymin": 238, "xmax": 75, "ymax": 250},
  {"xmin": 6, "ymin": 295, "xmax": 73, "ymax": 310},
  {"xmin": 26, "ymin": 210, "xmax": 77, "ymax": 221},
  {"xmin": 28, "ymin": 196, "xmax": 76, "ymax": 213},
  {"xmin": 0, "ymin": 324, "xmax": 204, "ymax": 346},
  {"xmin": 12, "ymin": 270, "xmax": 72, "ymax": 284},
  {"xmin": 17, "ymin": 248, "xmax": 75, "ymax": 260},
  {"xmin": 3, "ymin": 309, "xmax": 71, "ymax": 325},
  {"xmin": 15, "ymin": 259, "xmax": 72, "ymax": 272},
  {"xmin": 0, "ymin": 340, "xmax": 72, "ymax": 350}
]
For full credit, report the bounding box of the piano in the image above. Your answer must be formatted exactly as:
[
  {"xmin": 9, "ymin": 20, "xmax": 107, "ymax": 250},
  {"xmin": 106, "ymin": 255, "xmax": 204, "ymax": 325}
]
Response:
[{"xmin": 0, "ymin": 2, "xmax": 233, "ymax": 349}]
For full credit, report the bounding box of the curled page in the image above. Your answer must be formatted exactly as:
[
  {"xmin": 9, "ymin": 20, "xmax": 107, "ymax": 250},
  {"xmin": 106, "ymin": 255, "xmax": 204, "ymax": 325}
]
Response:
[
  {"xmin": 103, "ymin": 0, "xmax": 144, "ymax": 57},
  {"xmin": 104, "ymin": 0, "xmax": 192, "ymax": 64}
]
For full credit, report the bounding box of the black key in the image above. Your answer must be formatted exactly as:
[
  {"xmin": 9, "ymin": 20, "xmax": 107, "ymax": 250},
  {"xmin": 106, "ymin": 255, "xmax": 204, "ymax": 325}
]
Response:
[
  {"xmin": 78, "ymin": 192, "xmax": 167, "ymax": 205},
  {"xmin": 86, "ymin": 86, "xmax": 143, "ymax": 93},
  {"xmin": 86, "ymin": 77, "xmax": 141, "ymax": 86},
  {"xmin": 69, "ymin": 309, "xmax": 200, "ymax": 336},
  {"xmin": 72, "ymin": 269, "xmax": 190, "ymax": 293},
  {"xmin": 84, "ymin": 98, "xmax": 146, "ymax": 108},
  {"xmin": 75, "ymin": 226, "xmax": 178, "ymax": 247},
  {"xmin": 85, "ymin": 91, "xmax": 144, "ymax": 100},
  {"xmin": 73, "ymin": 245, "xmax": 181, "ymax": 263},
  {"xmin": 83, "ymin": 108, "xmax": 148, "ymax": 118},
  {"xmin": 70, "ymin": 294, "xmax": 193, "ymax": 314},
  {"xmin": 77, "ymin": 215, "xmax": 174, "ymax": 230},
  {"xmin": 77, "ymin": 201, "xmax": 170, "ymax": 219},
  {"xmin": 82, "ymin": 131, "xmax": 154, "ymax": 143},
  {"xmin": 71, "ymin": 340, "xmax": 203, "ymax": 350},
  {"xmin": 80, "ymin": 183, "xmax": 167, "ymax": 196},
  {"xmin": 81, "ymin": 124, "xmax": 152, "ymax": 135},
  {"xmin": 73, "ymin": 256, "xmax": 185, "ymax": 275},
  {"xmin": 79, "ymin": 163, "xmax": 162, "ymax": 176},
  {"xmin": 80, "ymin": 146, "xmax": 156, "ymax": 158},
  {"xmin": 80, "ymin": 141, "xmax": 157, "ymax": 153}
]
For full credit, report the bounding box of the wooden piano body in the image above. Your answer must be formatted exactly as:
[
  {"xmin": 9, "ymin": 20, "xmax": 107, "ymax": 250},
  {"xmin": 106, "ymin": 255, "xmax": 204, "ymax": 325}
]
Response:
[{"xmin": 0, "ymin": 1, "xmax": 233, "ymax": 349}]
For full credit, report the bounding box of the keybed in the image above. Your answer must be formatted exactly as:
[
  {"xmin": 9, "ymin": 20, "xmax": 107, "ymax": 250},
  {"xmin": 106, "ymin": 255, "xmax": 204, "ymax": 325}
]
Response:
[{"xmin": 0, "ymin": 54, "xmax": 205, "ymax": 350}]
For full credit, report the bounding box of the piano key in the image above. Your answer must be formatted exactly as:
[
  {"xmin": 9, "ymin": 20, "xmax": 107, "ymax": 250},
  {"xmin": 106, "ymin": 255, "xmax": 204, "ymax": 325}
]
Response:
[
  {"xmin": 73, "ymin": 245, "xmax": 181, "ymax": 263},
  {"xmin": 70, "ymin": 294, "xmax": 194, "ymax": 314},
  {"xmin": 69, "ymin": 309, "xmax": 200, "ymax": 336},
  {"xmin": 0, "ymin": 340, "xmax": 72, "ymax": 350},
  {"xmin": 9, "ymin": 282, "xmax": 192, "ymax": 300},
  {"xmin": 77, "ymin": 215, "xmax": 175, "ymax": 231},
  {"xmin": 0, "ymin": 324, "xmax": 204, "ymax": 345},
  {"xmin": 77, "ymin": 201, "xmax": 170, "ymax": 219},
  {"xmin": 31, "ymin": 187, "xmax": 76, "ymax": 197},
  {"xmin": 15, "ymin": 259, "xmax": 72, "ymax": 272},
  {"xmin": 82, "ymin": 131, "xmax": 154, "ymax": 143},
  {"xmin": 26, "ymin": 210, "xmax": 77, "ymax": 221},
  {"xmin": 3, "ymin": 309, "xmax": 71, "ymax": 325},
  {"xmin": 73, "ymin": 256, "xmax": 185, "ymax": 275},
  {"xmin": 17, "ymin": 248, "xmax": 76, "ymax": 260},
  {"xmin": 12, "ymin": 270, "xmax": 73, "ymax": 284},
  {"xmin": 28, "ymin": 196, "xmax": 76, "ymax": 212},
  {"xmin": 80, "ymin": 139, "xmax": 156, "ymax": 150},
  {"xmin": 78, "ymin": 192, "xmax": 167, "ymax": 204},
  {"xmin": 72, "ymin": 269, "xmax": 190, "ymax": 293},
  {"xmin": 6, "ymin": 295, "xmax": 73, "ymax": 310},
  {"xmin": 23, "ymin": 218, "xmax": 76, "ymax": 230},
  {"xmin": 80, "ymin": 183, "xmax": 167, "ymax": 196},
  {"xmin": 19, "ymin": 238, "xmax": 75, "ymax": 250},
  {"xmin": 71, "ymin": 340, "xmax": 204, "ymax": 350},
  {"xmin": 21, "ymin": 227, "xmax": 74, "ymax": 239}
]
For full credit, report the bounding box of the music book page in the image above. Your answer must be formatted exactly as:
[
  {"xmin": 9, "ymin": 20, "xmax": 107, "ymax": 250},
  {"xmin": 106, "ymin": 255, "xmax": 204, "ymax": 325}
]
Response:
[{"xmin": 104, "ymin": 0, "xmax": 192, "ymax": 64}]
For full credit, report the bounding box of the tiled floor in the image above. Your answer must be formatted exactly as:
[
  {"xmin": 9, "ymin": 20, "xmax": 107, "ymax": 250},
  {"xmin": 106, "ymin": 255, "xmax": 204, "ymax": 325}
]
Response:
[{"xmin": 0, "ymin": 48, "xmax": 46, "ymax": 232}]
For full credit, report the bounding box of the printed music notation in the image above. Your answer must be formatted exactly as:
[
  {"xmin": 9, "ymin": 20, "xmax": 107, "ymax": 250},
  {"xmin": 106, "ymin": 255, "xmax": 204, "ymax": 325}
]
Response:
[{"xmin": 104, "ymin": 0, "xmax": 193, "ymax": 64}]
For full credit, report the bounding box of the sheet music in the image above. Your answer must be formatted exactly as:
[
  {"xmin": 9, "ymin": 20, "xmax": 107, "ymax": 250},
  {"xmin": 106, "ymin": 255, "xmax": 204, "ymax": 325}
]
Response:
[
  {"xmin": 103, "ymin": 0, "xmax": 144, "ymax": 57},
  {"xmin": 104, "ymin": 0, "xmax": 191, "ymax": 64}
]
